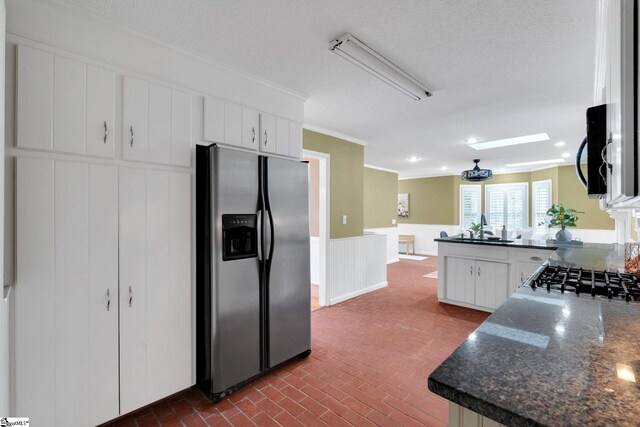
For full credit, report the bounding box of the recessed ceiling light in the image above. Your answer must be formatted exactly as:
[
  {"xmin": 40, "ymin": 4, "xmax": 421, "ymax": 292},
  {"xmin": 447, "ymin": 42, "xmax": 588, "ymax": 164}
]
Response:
[
  {"xmin": 408, "ymin": 156, "xmax": 420, "ymax": 163},
  {"xmin": 554, "ymin": 141, "xmax": 566, "ymax": 147},
  {"xmin": 470, "ymin": 133, "xmax": 550, "ymax": 150},
  {"xmin": 505, "ymin": 158, "xmax": 566, "ymax": 167},
  {"xmin": 441, "ymin": 166, "xmax": 448, "ymax": 171},
  {"xmin": 561, "ymin": 152, "xmax": 571, "ymax": 158},
  {"xmin": 466, "ymin": 137, "xmax": 478, "ymax": 144}
]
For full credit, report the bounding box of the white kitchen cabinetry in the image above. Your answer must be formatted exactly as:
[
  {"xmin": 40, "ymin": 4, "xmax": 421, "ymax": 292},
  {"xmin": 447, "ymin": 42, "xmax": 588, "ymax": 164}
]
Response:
[
  {"xmin": 119, "ymin": 168, "xmax": 192, "ymax": 413},
  {"xmin": 438, "ymin": 242, "xmax": 553, "ymax": 312},
  {"xmin": 224, "ymin": 103, "xmax": 242, "ymax": 147},
  {"xmin": 14, "ymin": 158, "xmax": 119, "ymax": 426},
  {"xmin": 275, "ymin": 117, "xmax": 290, "ymax": 156},
  {"xmin": 123, "ymin": 76, "xmax": 192, "ymax": 166},
  {"xmin": 16, "ymin": 45, "xmax": 116, "ymax": 157},
  {"xmin": 203, "ymin": 96, "xmax": 225, "ymax": 143},
  {"xmin": 242, "ymin": 108, "xmax": 260, "ymax": 150},
  {"xmin": 260, "ymin": 113, "xmax": 277, "ymax": 154},
  {"xmin": 289, "ymin": 122, "xmax": 303, "ymax": 159}
]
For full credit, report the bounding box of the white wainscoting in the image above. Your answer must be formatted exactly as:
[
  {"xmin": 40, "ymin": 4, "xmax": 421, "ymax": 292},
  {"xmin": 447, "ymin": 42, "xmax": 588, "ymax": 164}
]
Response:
[
  {"xmin": 327, "ymin": 234, "xmax": 387, "ymax": 305},
  {"xmin": 364, "ymin": 227, "xmax": 399, "ymax": 263},
  {"xmin": 397, "ymin": 224, "xmax": 458, "ymax": 255},
  {"xmin": 310, "ymin": 236, "xmax": 319, "ymax": 285}
]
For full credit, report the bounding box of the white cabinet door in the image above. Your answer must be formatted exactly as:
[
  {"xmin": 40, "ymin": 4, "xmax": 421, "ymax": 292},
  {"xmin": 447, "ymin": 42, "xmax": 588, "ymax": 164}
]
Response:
[
  {"xmin": 475, "ymin": 261, "xmax": 508, "ymax": 310},
  {"xmin": 14, "ymin": 158, "xmax": 55, "ymax": 425},
  {"xmin": 224, "ymin": 103, "xmax": 242, "ymax": 147},
  {"xmin": 289, "ymin": 122, "xmax": 303, "ymax": 159},
  {"xmin": 260, "ymin": 113, "xmax": 277, "ymax": 154},
  {"xmin": 275, "ymin": 117, "xmax": 290, "ymax": 156},
  {"xmin": 203, "ymin": 96, "xmax": 224, "ymax": 143},
  {"xmin": 88, "ymin": 165, "xmax": 120, "ymax": 425},
  {"xmin": 445, "ymin": 257, "xmax": 475, "ymax": 305},
  {"xmin": 119, "ymin": 167, "xmax": 148, "ymax": 413},
  {"xmin": 516, "ymin": 262, "xmax": 542, "ymax": 285},
  {"xmin": 171, "ymin": 89, "xmax": 192, "ymax": 167},
  {"xmin": 16, "ymin": 45, "xmax": 53, "ymax": 150},
  {"xmin": 242, "ymin": 108, "xmax": 260, "ymax": 150},
  {"xmin": 53, "ymin": 56, "xmax": 86, "ymax": 154},
  {"xmin": 169, "ymin": 173, "xmax": 192, "ymax": 391},
  {"xmin": 122, "ymin": 76, "xmax": 149, "ymax": 162},
  {"xmin": 148, "ymin": 84, "xmax": 172, "ymax": 165},
  {"xmin": 86, "ymin": 65, "xmax": 116, "ymax": 158},
  {"xmin": 54, "ymin": 161, "xmax": 90, "ymax": 426}
]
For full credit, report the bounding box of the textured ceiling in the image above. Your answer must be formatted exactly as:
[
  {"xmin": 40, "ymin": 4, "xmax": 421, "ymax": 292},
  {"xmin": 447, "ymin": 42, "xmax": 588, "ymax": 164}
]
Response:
[{"xmin": 58, "ymin": 0, "xmax": 596, "ymax": 177}]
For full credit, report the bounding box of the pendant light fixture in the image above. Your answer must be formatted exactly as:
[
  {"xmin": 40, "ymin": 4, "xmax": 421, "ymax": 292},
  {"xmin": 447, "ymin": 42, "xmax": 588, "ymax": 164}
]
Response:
[{"xmin": 461, "ymin": 159, "xmax": 493, "ymax": 182}]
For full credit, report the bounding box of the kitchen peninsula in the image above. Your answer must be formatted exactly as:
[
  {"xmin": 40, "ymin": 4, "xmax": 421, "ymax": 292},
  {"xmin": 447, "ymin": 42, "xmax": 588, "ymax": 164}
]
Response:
[{"xmin": 429, "ymin": 241, "xmax": 640, "ymax": 426}]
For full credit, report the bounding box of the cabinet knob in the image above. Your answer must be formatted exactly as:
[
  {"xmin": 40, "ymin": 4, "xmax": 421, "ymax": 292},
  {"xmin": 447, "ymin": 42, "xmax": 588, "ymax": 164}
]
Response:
[
  {"xmin": 252, "ymin": 127, "xmax": 256, "ymax": 144},
  {"xmin": 129, "ymin": 286, "xmax": 133, "ymax": 307},
  {"xmin": 530, "ymin": 256, "xmax": 542, "ymax": 261},
  {"xmin": 130, "ymin": 126, "xmax": 135, "ymax": 147},
  {"xmin": 477, "ymin": 267, "xmax": 481, "ymax": 276},
  {"xmin": 521, "ymin": 272, "xmax": 524, "ymax": 282},
  {"xmin": 103, "ymin": 121, "xmax": 109, "ymax": 144},
  {"xmin": 264, "ymin": 130, "xmax": 268, "ymax": 145},
  {"xmin": 470, "ymin": 266, "xmax": 473, "ymax": 275},
  {"xmin": 106, "ymin": 288, "xmax": 110, "ymax": 311}
]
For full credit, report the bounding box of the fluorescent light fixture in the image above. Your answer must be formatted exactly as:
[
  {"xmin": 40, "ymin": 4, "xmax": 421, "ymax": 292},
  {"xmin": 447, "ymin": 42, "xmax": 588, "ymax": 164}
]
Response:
[
  {"xmin": 329, "ymin": 33, "xmax": 433, "ymax": 101},
  {"xmin": 561, "ymin": 152, "xmax": 571, "ymax": 158},
  {"xmin": 408, "ymin": 156, "xmax": 420, "ymax": 163},
  {"xmin": 506, "ymin": 158, "xmax": 565, "ymax": 167},
  {"xmin": 554, "ymin": 141, "xmax": 566, "ymax": 147},
  {"xmin": 469, "ymin": 133, "xmax": 550, "ymax": 150}
]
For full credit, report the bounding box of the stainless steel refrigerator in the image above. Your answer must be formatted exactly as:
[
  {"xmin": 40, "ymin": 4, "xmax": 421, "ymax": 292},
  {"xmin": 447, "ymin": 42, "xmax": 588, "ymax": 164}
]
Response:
[{"xmin": 196, "ymin": 144, "xmax": 311, "ymax": 401}]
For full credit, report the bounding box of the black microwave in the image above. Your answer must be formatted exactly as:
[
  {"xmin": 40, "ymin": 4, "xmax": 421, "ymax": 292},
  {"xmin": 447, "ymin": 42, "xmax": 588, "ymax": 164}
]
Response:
[{"xmin": 576, "ymin": 104, "xmax": 608, "ymax": 199}]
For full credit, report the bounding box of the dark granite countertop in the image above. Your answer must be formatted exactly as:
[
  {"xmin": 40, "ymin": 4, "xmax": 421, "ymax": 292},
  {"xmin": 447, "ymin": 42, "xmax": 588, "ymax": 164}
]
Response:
[
  {"xmin": 435, "ymin": 236, "xmax": 563, "ymax": 250},
  {"xmin": 428, "ymin": 242, "xmax": 640, "ymax": 426}
]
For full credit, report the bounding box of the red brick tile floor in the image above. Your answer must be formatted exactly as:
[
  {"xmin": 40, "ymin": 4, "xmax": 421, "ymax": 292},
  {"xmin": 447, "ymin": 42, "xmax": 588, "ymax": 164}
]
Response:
[
  {"xmin": 106, "ymin": 257, "xmax": 489, "ymax": 427},
  {"xmin": 311, "ymin": 284, "xmax": 321, "ymax": 312}
]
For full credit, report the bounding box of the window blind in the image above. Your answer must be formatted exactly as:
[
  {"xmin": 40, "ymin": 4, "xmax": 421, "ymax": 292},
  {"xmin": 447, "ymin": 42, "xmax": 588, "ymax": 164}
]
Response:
[
  {"xmin": 460, "ymin": 185, "xmax": 481, "ymax": 230},
  {"xmin": 485, "ymin": 183, "xmax": 529, "ymax": 232},
  {"xmin": 532, "ymin": 180, "xmax": 552, "ymax": 231}
]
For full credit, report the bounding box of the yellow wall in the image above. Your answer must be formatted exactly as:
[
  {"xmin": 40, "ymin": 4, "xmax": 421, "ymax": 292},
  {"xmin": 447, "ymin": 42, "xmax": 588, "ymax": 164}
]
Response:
[
  {"xmin": 303, "ymin": 129, "xmax": 365, "ymax": 239},
  {"xmin": 398, "ymin": 176, "xmax": 456, "ymax": 224},
  {"xmin": 364, "ymin": 167, "xmax": 398, "ymax": 228},
  {"xmin": 399, "ymin": 166, "xmax": 614, "ymax": 230}
]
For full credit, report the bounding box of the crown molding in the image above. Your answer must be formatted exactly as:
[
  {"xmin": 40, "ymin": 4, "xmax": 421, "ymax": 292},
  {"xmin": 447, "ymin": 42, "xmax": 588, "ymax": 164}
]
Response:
[
  {"xmin": 364, "ymin": 164, "xmax": 399, "ymax": 174},
  {"xmin": 303, "ymin": 124, "xmax": 369, "ymax": 146}
]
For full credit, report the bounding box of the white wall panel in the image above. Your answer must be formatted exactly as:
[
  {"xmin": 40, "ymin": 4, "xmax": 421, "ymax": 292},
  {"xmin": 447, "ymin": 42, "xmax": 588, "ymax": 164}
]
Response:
[
  {"xmin": 310, "ymin": 236, "xmax": 320, "ymax": 285},
  {"xmin": 327, "ymin": 234, "xmax": 387, "ymax": 305},
  {"xmin": 397, "ymin": 224, "xmax": 458, "ymax": 255},
  {"xmin": 364, "ymin": 227, "xmax": 399, "ymax": 263}
]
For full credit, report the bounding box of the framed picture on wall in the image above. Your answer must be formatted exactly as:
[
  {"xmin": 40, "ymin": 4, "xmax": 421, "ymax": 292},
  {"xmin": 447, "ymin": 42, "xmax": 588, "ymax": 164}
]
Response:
[{"xmin": 398, "ymin": 193, "xmax": 409, "ymax": 217}]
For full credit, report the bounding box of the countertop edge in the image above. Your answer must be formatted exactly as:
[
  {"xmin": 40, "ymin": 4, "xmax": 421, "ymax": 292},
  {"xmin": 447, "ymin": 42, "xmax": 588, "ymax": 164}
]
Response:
[
  {"xmin": 427, "ymin": 375, "xmax": 540, "ymax": 427},
  {"xmin": 434, "ymin": 237, "xmax": 559, "ymax": 250}
]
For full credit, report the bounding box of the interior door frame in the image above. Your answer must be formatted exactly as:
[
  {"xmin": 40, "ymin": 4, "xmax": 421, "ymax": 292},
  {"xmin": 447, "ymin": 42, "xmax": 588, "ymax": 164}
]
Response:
[{"xmin": 303, "ymin": 149, "xmax": 330, "ymax": 307}]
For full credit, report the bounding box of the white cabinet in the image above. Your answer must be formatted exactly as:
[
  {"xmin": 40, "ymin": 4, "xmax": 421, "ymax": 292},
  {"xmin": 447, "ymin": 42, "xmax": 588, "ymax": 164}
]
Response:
[
  {"xmin": 260, "ymin": 113, "xmax": 277, "ymax": 154},
  {"xmin": 16, "ymin": 45, "xmax": 116, "ymax": 157},
  {"xmin": 123, "ymin": 77, "xmax": 193, "ymax": 166},
  {"xmin": 289, "ymin": 121, "xmax": 303, "ymax": 159},
  {"xmin": 119, "ymin": 168, "xmax": 192, "ymax": 413},
  {"xmin": 445, "ymin": 257, "xmax": 475, "ymax": 305},
  {"xmin": 16, "ymin": 45, "xmax": 53, "ymax": 151},
  {"xmin": 276, "ymin": 117, "xmax": 290, "ymax": 156},
  {"xmin": 86, "ymin": 65, "xmax": 116, "ymax": 158},
  {"xmin": 203, "ymin": 96, "xmax": 225, "ymax": 143},
  {"xmin": 515, "ymin": 262, "xmax": 543, "ymax": 286},
  {"xmin": 445, "ymin": 257, "xmax": 508, "ymax": 310},
  {"xmin": 14, "ymin": 158, "xmax": 119, "ymax": 426},
  {"xmin": 224, "ymin": 103, "xmax": 242, "ymax": 147},
  {"xmin": 242, "ymin": 109, "xmax": 260, "ymax": 150},
  {"xmin": 475, "ymin": 260, "xmax": 508, "ymax": 310},
  {"xmin": 14, "ymin": 158, "xmax": 191, "ymax": 424}
]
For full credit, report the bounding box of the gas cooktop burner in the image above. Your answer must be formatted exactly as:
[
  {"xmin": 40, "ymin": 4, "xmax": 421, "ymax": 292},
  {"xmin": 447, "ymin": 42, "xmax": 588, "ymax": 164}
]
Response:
[{"xmin": 531, "ymin": 265, "xmax": 640, "ymax": 302}]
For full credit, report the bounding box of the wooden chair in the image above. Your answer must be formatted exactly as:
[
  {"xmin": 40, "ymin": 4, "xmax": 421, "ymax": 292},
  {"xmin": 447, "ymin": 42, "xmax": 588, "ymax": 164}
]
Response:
[{"xmin": 398, "ymin": 234, "xmax": 415, "ymax": 254}]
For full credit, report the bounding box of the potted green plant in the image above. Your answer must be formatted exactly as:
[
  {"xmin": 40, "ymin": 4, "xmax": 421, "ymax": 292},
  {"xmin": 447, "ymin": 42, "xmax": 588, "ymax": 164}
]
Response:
[
  {"xmin": 468, "ymin": 222, "xmax": 482, "ymax": 239},
  {"xmin": 544, "ymin": 204, "xmax": 583, "ymax": 241}
]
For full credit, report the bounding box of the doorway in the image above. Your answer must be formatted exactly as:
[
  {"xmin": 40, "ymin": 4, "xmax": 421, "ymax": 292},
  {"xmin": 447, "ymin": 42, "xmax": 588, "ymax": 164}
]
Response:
[{"xmin": 303, "ymin": 150, "xmax": 329, "ymax": 310}]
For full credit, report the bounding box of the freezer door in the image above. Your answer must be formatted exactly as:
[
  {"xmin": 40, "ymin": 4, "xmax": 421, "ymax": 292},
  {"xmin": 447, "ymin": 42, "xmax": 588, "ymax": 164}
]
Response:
[
  {"xmin": 264, "ymin": 157, "xmax": 311, "ymax": 368},
  {"xmin": 206, "ymin": 146, "xmax": 262, "ymax": 393}
]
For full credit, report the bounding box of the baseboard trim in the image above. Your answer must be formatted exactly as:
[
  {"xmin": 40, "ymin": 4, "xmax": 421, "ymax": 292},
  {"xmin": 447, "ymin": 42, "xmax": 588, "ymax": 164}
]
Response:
[
  {"xmin": 329, "ymin": 282, "xmax": 388, "ymax": 305},
  {"xmin": 387, "ymin": 258, "xmax": 399, "ymax": 264}
]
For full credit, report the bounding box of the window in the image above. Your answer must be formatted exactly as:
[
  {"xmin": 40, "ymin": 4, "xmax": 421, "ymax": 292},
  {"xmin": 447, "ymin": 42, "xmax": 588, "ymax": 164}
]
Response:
[
  {"xmin": 532, "ymin": 180, "xmax": 552, "ymax": 231},
  {"xmin": 485, "ymin": 183, "xmax": 528, "ymax": 232},
  {"xmin": 460, "ymin": 185, "xmax": 481, "ymax": 230}
]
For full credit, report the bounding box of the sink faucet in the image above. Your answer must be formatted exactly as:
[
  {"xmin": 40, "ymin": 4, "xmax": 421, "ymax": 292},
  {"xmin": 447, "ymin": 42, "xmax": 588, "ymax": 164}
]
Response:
[{"xmin": 480, "ymin": 213, "xmax": 488, "ymax": 239}]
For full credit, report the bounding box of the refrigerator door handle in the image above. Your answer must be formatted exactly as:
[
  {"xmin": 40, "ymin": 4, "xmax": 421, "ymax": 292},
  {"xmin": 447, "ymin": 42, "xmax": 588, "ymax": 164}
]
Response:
[
  {"xmin": 257, "ymin": 209, "xmax": 263, "ymax": 261},
  {"xmin": 266, "ymin": 208, "xmax": 275, "ymax": 261}
]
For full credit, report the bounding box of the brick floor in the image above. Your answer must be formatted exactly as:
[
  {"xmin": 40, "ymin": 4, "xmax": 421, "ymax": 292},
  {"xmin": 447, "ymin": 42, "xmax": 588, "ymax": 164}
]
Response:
[{"xmin": 105, "ymin": 257, "xmax": 489, "ymax": 426}]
